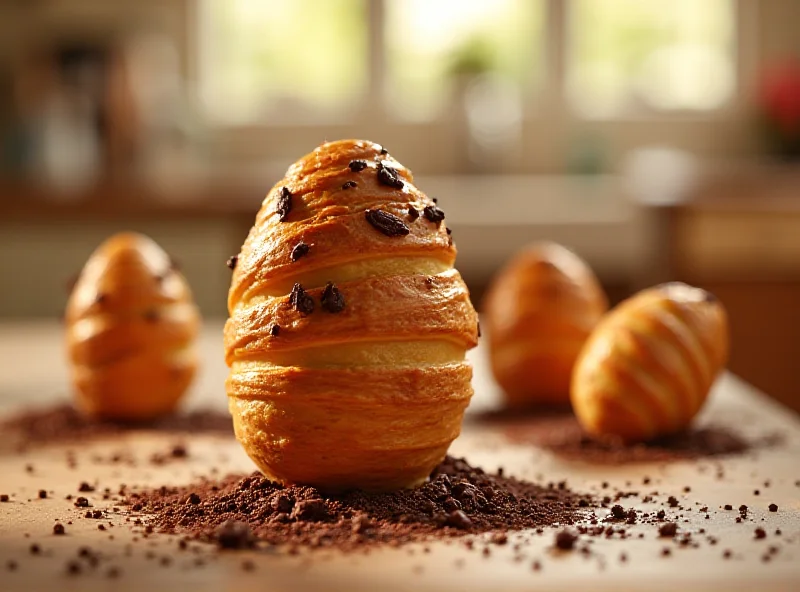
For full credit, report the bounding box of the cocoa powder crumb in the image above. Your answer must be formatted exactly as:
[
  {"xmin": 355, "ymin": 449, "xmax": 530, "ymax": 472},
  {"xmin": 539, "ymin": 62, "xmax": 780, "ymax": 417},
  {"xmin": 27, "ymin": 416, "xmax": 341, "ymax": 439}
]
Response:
[
  {"xmin": 38, "ymin": 490, "xmax": 47, "ymax": 499},
  {"xmin": 348, "ymin": 160, "xmax": 367, "ymax": 172},
  {"xmin": 0, "ymin": 494, "xmax": 8, "ymax": 502},
  {"xmin": 0, "ymin": 404, "xmax": 233, "ymax": 450},
  {"xmin": 53, "ymin": 524, "xmax": 65, "ymax": 535},
  {"xmin": 754, "ymin": 528, "xmax": 767, "ymax": 540},
  {"xmin": 215, "ymin": 521, "xmax": 255, "ymax": 550},
  {"xmin": 768, "ymin": 504, "xmax": 778, "ymax": 512},
  {"xmin": 659, "ymin": 523, "xmax": 678, "ymax": 538},
  {"xmin": 480, "ymin": 413, "xmax": 769, "ymax": 464},
  {"xmin": 226, "ymin": 256, "xmax": 238, "ymax": 270},
  {"xmin": 554, "ymin": 530, "xmax": 578, "ymax": 551},
  {"xmin": 123, "ymin": 456, "xmax": 594, "ymax": 553}
]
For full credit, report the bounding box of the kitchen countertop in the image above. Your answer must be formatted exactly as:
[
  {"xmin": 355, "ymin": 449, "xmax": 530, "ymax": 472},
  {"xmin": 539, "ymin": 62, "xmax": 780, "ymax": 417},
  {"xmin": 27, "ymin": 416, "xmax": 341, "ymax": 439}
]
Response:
[{"xmin": 0, "ymin": 321, "xmax": 798, "ymax": 592}]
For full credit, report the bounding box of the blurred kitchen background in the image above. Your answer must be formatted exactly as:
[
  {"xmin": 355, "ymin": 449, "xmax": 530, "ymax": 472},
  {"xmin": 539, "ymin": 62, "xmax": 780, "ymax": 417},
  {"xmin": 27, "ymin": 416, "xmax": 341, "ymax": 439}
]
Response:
[{"xmin": 0, "ymin": 0, "xmax": 798, "ymax": 411}]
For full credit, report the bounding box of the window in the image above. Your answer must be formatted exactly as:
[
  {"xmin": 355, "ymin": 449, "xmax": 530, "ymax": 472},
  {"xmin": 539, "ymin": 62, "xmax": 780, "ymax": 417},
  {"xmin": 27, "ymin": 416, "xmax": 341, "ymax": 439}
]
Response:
[
  {"xmin": 567, "ymin": 0, "xmax": 736, "ymax": 117},
  {"xmin": 197, "ymin": 0, "xmax": 740, "ymax": 126},
  {"xmin": 199, "ymin": 0, "xmax": 367, "ymax": 124},
  {"xmin": 383, "ymin": 0, "xmax": 544, "ymax": 121}
]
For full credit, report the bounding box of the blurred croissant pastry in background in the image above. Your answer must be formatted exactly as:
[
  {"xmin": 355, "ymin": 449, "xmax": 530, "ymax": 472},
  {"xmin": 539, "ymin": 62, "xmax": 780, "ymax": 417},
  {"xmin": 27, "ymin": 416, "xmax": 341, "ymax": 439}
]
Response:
[
  {"xmin": 571, "ymin": 282, "xmax": 729, "ymax": 443},
  {"xmin": 484, "ymin": 242, "xmax": 607, "ymax": 408},
  {"xmin": 224, "ymin": 139, "xmax": 479, "ymax": 491},
  {"xmin": 65, "ymin": 232, "xmax": 200, "ymax": 420}
]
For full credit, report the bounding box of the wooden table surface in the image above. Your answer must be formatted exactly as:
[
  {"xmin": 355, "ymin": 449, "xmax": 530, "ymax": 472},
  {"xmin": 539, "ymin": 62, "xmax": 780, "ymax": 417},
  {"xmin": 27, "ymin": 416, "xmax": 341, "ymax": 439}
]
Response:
[{"xmin": 0, "ymin": 320, "xmax": 798, "ymax": 592}]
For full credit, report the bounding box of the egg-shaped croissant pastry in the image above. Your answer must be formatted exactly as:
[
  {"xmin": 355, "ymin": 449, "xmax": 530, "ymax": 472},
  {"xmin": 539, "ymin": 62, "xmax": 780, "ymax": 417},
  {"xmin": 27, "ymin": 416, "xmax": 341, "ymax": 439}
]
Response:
[
  {"xmin": 571, "ymin": 282, "xmax": 728, "ymax": 443},
  {"xmin": 224, "ymin": 139, "xmax": 479, "ymax": 491},
  {"xmin": 66, "ymin": 232, "xmax": 200, "ymax": 420},
  {"xmin": 484, "ymin": 242, "xmax": 607, "ymax": 408}
]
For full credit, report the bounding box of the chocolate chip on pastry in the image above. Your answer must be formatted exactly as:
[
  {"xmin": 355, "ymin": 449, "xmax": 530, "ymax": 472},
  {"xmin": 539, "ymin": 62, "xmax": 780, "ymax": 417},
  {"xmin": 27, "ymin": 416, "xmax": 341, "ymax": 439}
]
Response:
[
  {"xmin": 224, "ymin": 139, "xmax": 476, "ymax": 491},
  {"xmin": 65, "ymin": 233, "xmax": 200, "ymax": 420}
]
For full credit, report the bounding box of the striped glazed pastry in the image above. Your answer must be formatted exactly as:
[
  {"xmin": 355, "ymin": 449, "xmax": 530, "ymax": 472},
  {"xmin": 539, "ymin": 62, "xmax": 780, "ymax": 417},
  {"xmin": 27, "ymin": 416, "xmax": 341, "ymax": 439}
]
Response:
[
  {"xmin": 224, "ymin": 139, "xmax": 479, "ymax": 492},
  {"xmin": 571, "ymin": 283, "xmax": 728, "ymax": 443},
  {"xmin": 66, "ymin": 233, "xmax": 200, "ymax": 420},
  {"xmin": 484, "ymin": 242, "xmax": 607, "ymax": 407}
]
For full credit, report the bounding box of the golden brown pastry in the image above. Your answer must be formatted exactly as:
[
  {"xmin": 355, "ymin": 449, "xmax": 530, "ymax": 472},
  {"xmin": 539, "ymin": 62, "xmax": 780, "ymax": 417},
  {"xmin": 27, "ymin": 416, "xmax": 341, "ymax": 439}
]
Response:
[
  {"xmin": 65, "ymin": 232, "xmax": 200, "ymax": 420},
  {"xmin": 571, "ymin": 282, "xmax": 728, "ymax": 443},
  {"xmin": 224, "ymin": 139, "xmax": 479, "ymax": 492},
  {"xmin": 483, "ymin": 242, "xmax": 608, "ymax": 408}
]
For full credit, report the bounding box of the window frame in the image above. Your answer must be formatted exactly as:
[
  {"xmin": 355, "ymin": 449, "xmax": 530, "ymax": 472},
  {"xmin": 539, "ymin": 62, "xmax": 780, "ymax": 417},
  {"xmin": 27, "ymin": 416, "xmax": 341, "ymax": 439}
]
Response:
[{"xmin": 184, "ymin": 0, "xmax": 759, "ymax": 176}]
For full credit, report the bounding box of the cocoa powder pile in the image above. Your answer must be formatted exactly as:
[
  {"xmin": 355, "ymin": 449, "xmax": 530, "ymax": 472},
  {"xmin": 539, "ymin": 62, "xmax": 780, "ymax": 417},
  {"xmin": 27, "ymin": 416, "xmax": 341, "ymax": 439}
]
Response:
[
  {"xmin": 125, "ymin": 456, "xmax": 594, "ymax": 552},
  {"xmin": 0, "ymin": 403, "xmax": 233, "ymax": 451},
  {"xmin": 472, "ymin": 411, "xmax": 776, "ymax": 464}
]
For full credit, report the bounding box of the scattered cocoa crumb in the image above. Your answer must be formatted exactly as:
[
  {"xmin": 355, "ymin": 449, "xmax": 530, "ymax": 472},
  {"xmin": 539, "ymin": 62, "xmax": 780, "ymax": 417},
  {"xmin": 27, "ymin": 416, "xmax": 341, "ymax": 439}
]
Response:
[
  {"xmin": 0, "ymin": 405, "xmax": 233, "ymax": 450},
  {"xmin": 768, "ymin": 504, "xmax": 778, "ymax": 512},
  {"xmin": 476, "ymin": 412, "xmax": 774, "ymax": 464},
  {"xmin": 53, "ymin": 524, "xmax": 65, "ymax": 535},
  {"xmin": 269, "ymin": 324, "xmax": 280, "ymax": 337},
  {"xmin": 29, "ymin": 544, "xmax": 40, "ymax": 555},
  {"xmin": 215, "ymin": 521, "xmax": 256, "ymax": 550},
  {"xmin": 554, "ymin": 530, "xmax": 578, "ymax": 551},
  {"xmin": 78, "ymin": 482, "xmax": 95, "ymax": 493},
  {"xmin": 66, "ymin": 560, "xmax": 81, "ymax": 575},
  {"xmin": 659, "ymin": 523, "xmax": 678, "ymax": 538},
  {"xmin": 342, "ymin": 181, "xmax": 357, "ymax": 190},
  {"xmin": 226, "ymin": 255, "xmax": 238, "ymax": 270},
  {"xmin": 407, "ymin": 206, "xmax": 419, "ymax": 221},
  {"xmin": 348, "ymin": 160, "xmax": 367, "ymax": 173},
  {"xmin": 724, "ymin": 504, "xmax": 733, "ymax": 510},
  {"xmin": 0, "ymin": 494, "xmax": 8, "ymax": 502},
  {"xmin": 38, "ymin": 490, "xmax": 47, "ymax": 499},
  {"xmin": 74, "ymin": 497, "xmax": 90, "ymax": 508},
  {"xmin": 754, "ymin": 528, "xmax": 767, "ymax": 540}
]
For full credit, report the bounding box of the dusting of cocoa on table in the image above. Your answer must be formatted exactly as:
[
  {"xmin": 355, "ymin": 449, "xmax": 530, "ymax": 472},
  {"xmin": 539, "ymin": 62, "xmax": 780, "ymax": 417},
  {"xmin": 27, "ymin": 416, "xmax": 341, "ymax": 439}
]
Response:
[
  {"xmin": 0, "ymin": 404, "xmax": 233, "ymax": 451},
  {"xmin": 471, "ymin": 410, "xmax": 779, "ymax": 464},
  {"xmin": 123, "ymin": 456, "xmax": 595, "ymax": 552}
]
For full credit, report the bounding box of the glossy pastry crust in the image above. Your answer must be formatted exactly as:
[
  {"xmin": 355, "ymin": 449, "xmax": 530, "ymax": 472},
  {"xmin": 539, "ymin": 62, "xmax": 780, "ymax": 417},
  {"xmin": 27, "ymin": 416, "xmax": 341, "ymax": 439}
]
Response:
[
  {"xmin": 224, "ymin": 139, "xmax": 479, "ymax": 491},
  {"xmin": 66, "ymin": 233, "xmax": 200, "ymax": 420},
  {"xmin": 571, "ymin": 282, "xmax": 728, "ymax": 443},
  {"xmin": 484, "ymin": 242, "xmax": 607, "ymax": 407}
]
